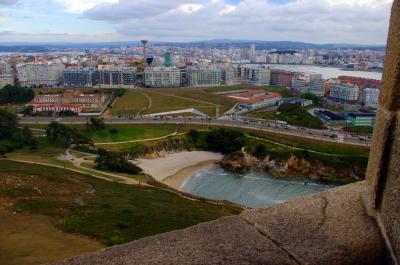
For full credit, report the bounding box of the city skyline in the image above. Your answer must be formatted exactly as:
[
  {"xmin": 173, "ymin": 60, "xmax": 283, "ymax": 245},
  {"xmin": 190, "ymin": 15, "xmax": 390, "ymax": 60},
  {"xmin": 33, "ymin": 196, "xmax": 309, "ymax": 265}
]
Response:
[{"xmin": 0, "ymin": 0, "xmax": 393, "ymax": 44}]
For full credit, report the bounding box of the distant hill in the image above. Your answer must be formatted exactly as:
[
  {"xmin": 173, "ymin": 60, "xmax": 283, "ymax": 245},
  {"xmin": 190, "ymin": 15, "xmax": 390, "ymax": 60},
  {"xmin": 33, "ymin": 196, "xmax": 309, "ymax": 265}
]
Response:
[{"xmin": 0, "ymin": 40, "xmax": 385, "ymax": 53}]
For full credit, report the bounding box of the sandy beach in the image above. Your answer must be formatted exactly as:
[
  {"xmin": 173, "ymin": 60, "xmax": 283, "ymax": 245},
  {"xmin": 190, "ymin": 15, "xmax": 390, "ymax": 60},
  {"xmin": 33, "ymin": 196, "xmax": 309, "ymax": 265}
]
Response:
[{"xmin": 134, "ymin": 151, "xmax": 223, "ymax": 189}]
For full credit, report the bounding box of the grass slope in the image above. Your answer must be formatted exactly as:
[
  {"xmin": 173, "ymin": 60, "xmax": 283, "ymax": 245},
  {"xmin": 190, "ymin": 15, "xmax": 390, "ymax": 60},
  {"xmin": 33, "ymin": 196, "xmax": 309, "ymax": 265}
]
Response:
[{"xmin": 0, "ymin": 160, "xmax": 241, "ymax": 249}]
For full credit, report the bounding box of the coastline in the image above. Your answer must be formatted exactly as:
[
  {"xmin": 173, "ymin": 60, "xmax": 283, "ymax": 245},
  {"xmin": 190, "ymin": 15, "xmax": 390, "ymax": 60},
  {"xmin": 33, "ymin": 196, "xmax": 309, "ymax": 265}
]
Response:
[
  {"xmin": 134, "ymin": 151, "xmax": 223, "ymax": 189},
  {"xmin": 162, "ymin": 160, "xmax": 218, "ymax": 190}
]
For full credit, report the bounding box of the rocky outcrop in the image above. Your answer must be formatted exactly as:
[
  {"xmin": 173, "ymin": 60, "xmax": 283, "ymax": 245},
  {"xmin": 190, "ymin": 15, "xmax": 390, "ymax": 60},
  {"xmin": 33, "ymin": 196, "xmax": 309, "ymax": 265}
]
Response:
[
  {"xmin": 219, "ymin": 152, "xmax": 251, "ymax": 173},
  {"xmin": 221, "ymin": 152, "xmax": 365, "ymax": 183}
]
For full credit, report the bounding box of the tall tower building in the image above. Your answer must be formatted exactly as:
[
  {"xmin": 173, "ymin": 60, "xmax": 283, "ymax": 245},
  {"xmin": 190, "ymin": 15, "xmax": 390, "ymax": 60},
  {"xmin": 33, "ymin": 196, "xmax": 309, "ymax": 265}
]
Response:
[
  {"xmin": 141, "ymin": 40, "xmax": 149, "ymax": 63},
  {"xmin": 250, "ymin": 44, "xmax": 256, "ymax": 57},
  {"xmin": 164, "ymin": 52, "xmax": 171, "ymax": 67}
]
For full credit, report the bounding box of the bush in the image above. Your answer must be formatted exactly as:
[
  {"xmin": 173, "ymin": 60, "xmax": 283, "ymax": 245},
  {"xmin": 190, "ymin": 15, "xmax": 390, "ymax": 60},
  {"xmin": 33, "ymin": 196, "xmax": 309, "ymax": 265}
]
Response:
[
  {"xmin": 109, "ymin": 128, "xmax": 119, "ymax": 134},
  {"xmin": 95, "ymin": 149, "xmax": 142, "ymax": 175}
]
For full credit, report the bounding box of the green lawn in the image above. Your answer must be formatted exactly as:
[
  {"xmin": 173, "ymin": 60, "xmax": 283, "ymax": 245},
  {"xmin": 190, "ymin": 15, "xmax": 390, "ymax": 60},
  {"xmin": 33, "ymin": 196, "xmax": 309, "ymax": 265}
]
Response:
[
  {"xmin": 88, "ymin": 124, "xmax": 178, "ymax": 143},
  {"xmin": 111, "ymin": 88, "xmax": 235, "ymax": 117},
  {"xmin": 1, "ymin": 160, "xmax": 242, "ymax": 247},
  {"xmin": 343, "ymin": 126, "xmax": 374, "ymax": 134}
]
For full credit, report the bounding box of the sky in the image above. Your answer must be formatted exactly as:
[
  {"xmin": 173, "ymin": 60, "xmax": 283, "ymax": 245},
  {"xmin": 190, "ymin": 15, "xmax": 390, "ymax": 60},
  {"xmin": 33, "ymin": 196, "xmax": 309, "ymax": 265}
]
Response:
[{"xmin": 0, "ymin": 0, "xmax": 394, "ymax": 44}]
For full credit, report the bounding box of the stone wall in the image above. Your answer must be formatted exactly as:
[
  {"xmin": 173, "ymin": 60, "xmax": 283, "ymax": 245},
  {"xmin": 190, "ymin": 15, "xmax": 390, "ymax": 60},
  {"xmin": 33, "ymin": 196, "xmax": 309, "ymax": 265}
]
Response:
[{"xmin": 364, "ymin": 0, "xmax": 400, "ymax": 263}]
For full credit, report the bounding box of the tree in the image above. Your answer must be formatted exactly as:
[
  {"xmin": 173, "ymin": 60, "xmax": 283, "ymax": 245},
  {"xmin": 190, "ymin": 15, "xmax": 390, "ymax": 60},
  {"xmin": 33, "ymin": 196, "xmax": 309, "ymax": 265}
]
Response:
[
  {"xmin": 205, "ymin": 128, "xmax": 246, "ymax": 154},
  {"xmin": 252, "ymin": 144, "xmax": 268, "ymax": 159},
  {"xmin": 301, "ymin": 93, "xmax": 320, "ymax": 106},
  {"xmin": 87, "ymin": 117, "xmax": 105, "ymax": 131},
  {"xmin": 0, "ymin": 85, "xmax": 34, "ymax": 104},
  {"xmin": 95, "ymin": 149, "xmax": 142, "ymax": 174},
  {"xmin": 0, "ymin": 108, "xmax": 18, "ymax": 140},
  {"xmin": 47, "ymin": 122, "xmax": 92, "ymax": 147},
  {"xmin": 23, "ymin": 105, "xmax": 34, "ymax": 116}
]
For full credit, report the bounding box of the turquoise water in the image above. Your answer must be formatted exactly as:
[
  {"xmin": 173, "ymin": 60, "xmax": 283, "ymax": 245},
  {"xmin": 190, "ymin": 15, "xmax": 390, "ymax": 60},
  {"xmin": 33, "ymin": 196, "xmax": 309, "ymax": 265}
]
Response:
[{"xmin": 181, "ymin": 165, "xmax": 339, "ymax": 208}]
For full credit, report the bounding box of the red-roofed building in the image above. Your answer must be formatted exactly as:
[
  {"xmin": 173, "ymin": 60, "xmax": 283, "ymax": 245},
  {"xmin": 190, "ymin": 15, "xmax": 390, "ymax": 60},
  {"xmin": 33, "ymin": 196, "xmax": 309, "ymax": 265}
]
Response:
[{"xmin": 226, "ymin": 89, "xmax": 282, "ymax": 110}]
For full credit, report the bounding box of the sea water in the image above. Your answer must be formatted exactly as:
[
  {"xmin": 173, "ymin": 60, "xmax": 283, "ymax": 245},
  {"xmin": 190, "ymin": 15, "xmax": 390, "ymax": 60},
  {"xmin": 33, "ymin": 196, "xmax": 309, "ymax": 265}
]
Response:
[{"xmin": 181, "ymin": 165, "xmax": 339, "ymax": 208}]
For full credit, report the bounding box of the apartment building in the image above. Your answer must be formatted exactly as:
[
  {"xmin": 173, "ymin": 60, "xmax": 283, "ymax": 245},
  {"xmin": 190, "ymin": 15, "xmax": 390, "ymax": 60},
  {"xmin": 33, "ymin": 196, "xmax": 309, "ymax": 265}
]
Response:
[
  {"xmin": 144, "ymin": 67, "xmax": 181, "ymax": 88},
  {"xmin": 238, "ymin": 65, "xmax": 271, "ymax": 86},
  {"xmin": 329, "ymin": 83, "xmax": 359, "ymax": 104},
  {"xmin": 292, "ymin": 72, "xmax": 325, "ymax": 96},
  {"xmin": 98, "ymin": 67, "xmax": 137, "ymax": 87},
  {"xmin": 63, "ymin": 68, "xmax": 96, "ymax": 87},
  {"xmin": 187, "ymin": 68, "xmax": 222, "ymax": 87},
  {"xmin": 363, "ymin": 88, "xmax": 380, "ymax": 109},
  {"xmin": 270, "ymin": 70, "xmax": 294, "ymax": 88},
  {"xmin": 17, "ymin": 62, "xmax": 65, "ymax": 87},
  {"xmin": 0, "ymin": 75, "xmax": 15, "ymax": 88}
]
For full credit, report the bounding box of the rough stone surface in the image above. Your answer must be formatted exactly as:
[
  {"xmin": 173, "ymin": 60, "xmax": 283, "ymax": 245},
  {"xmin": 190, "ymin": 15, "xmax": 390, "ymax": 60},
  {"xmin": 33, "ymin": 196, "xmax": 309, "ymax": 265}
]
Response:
[
  {"xmin": 379, "ymin": 110, "xmax": 400, "ymax": 263},
  {"xmin": 242, "ymin": 182, "xmax": 386, "ymax": 265},
  {"xmin": 50, "ymin": 182, "xmax": 385, "ymax": 265},
  {"xmin": 49, "ymin": 216, "xmax": 298, "ymax": 265},
  {"xmin": 364, "ymin": 0, "xmax": 400, "ymax": 263}
]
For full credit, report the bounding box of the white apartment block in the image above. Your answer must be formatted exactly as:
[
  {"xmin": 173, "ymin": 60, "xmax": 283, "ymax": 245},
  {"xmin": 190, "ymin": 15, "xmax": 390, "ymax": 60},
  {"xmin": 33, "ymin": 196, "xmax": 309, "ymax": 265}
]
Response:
[
  {"xmin": 239, "ymin": 65, "xmax": 271, "ymax": 86},
  {"xmin": 144, "ymin": 67, "xmax": 181, "ymax": 88},
  {"xmin": 329, "ymin": 83, "xmax": 359, "ymax": 104},
  {"xmin": 0, "ymin": 75, "xmax": 15, "ymax": 88},
  {"xmin": 292, "ymin": 72, "xmax": 325, "ymax": 96},
  {"xmin": 363, "ymin": 88, "xmax": 380, "ymax": 109},
  {"xmin": 0, "ymin": 62, "xmax": 13, "ymax": 75},
  {"xmin": 17, "ymin": 62, "xmax": 65, "ymax": 87},
  {"xmin": 187, "ymin": 68, "xmax": 222, "ymax": 87},
  {"xmin": 221, "ymin": 67, "xmax": 241, "ymax": 85}
]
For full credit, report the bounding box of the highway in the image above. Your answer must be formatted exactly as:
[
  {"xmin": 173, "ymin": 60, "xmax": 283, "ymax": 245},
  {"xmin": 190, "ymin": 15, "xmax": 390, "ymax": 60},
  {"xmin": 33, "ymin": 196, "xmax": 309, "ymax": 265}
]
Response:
[{"xmin": 19, "ymin": 116, "xmax": 372, "ymax": 147}]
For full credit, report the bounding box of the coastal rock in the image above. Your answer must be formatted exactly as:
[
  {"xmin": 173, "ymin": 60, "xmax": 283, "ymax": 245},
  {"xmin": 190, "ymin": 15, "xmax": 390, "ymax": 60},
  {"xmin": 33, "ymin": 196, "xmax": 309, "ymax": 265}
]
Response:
[{"xmin": 220, "ymin": 152, "xmax": 251, "ymax": 173}]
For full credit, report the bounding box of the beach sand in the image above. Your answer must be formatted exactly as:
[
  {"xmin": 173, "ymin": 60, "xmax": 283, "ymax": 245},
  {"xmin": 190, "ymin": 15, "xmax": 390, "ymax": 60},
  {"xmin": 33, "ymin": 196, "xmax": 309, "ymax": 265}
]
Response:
[
  {"xmin": 162, "ymin": 161, "xmax": 218, "ymax": 190},
  {"xmin": 134, "ymin": 151, "xmax": 223, "ymax": 189}
]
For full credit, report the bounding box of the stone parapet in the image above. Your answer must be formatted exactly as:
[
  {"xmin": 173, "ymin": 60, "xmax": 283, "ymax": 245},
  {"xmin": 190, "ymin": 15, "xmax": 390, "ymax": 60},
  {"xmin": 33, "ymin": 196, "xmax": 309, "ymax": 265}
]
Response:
[{"xmin": 50, "ymin": 182, "xmax": 385, "ymax": 265}]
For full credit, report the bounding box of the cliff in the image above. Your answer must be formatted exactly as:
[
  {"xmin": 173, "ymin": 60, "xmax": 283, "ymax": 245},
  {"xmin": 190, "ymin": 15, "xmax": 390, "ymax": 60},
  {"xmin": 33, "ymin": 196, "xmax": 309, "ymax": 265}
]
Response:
[{"xmin": 220, "ymin": 151, "xmax": 365, "ymax": 183}]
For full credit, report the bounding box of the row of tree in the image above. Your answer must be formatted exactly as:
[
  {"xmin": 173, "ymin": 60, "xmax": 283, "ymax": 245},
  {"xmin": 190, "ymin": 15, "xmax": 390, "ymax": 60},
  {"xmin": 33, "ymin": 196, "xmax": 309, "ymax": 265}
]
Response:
[
  {"xmin": 0, "ymin": 85, "xmax": 34, "ymax": 104},
  {"xmin": 0, "ymin": 109, "xmax": 37, "ymax": 154}
]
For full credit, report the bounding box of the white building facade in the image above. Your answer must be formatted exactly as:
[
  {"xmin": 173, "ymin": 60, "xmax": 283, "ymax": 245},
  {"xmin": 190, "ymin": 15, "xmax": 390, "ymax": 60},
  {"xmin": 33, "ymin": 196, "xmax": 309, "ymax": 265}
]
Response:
[
  {"xmin": 17, "ymin": 62, "xmax": 65, "ymax": 87},
  {"xmin": 144, "ymin": 67, "xmax": 181, "ymax": 88},
  {"xmin": 363, "ymin": 88, "xmax": 380, "ymax": 109}
]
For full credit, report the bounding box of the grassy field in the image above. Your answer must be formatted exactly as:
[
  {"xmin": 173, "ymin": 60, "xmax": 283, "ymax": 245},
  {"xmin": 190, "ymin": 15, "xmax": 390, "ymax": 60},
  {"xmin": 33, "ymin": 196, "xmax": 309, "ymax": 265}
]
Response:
[
  {"xmin": 0, "ymin": 212, "xmax": 103, "ymax": 265},
  {"xmin": 0, "ymin": 160, "xmax": 242, "ymax": 264},
  {"xmin": 244, "ymin": 128, "xmax": 370, "ymax": 157},
  {"xmin": 112, "ymin": 88, "xmax": 235, "ymax": 117}
]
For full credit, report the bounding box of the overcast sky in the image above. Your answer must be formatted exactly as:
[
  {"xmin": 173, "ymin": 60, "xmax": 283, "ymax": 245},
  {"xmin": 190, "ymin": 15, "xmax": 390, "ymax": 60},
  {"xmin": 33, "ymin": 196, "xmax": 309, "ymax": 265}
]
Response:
[{"xmin": 0, "ymin": 0, "xmax": 393, "ymax": 44}]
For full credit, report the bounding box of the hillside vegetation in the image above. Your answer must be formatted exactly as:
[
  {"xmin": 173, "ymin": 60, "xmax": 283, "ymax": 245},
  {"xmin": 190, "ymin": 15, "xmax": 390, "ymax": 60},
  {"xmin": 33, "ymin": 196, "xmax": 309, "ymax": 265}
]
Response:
[{"xmin": 0, "ymin": 160, "xmax": 241, "ymax": 247}]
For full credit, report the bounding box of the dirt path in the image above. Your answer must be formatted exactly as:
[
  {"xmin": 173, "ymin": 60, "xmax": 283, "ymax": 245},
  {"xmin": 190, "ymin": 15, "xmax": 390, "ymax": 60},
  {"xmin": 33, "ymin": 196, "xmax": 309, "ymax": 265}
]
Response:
[
  {"xmin": 136, "ymin": 92, "xmax": 152, "ymax": 117},
  {"xmin": 95, "ymin": 131, "xmax": 182, "ymax": 145}
]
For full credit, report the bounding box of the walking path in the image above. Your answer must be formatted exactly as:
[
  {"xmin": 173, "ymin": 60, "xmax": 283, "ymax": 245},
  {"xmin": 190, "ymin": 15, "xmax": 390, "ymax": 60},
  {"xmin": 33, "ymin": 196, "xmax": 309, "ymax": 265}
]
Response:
[
  {"xmin": 136, "ymin": 92, "xmax": 152, "ymax": 117},
  {"xmin": 95, "ymin": 131, "xmax": 182, "ymax": 145},
  {"xmin": 247, "ymin": 135, "xmax": 368, "ymax": 157}
]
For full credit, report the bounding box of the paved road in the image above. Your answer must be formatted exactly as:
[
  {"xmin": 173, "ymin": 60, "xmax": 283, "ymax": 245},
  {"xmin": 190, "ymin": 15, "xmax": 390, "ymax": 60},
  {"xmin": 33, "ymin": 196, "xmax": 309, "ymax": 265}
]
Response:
[{"xmin": 20, "ymin": 116, "xmax": 372, "ymax": 147}]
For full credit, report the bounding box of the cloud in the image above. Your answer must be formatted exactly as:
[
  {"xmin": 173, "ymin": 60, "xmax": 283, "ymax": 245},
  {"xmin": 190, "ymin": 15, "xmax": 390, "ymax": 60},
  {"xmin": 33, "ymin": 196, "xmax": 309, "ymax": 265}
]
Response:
[
  {"xmin": 0, "ymin": 0, "xmax": 18, "ymax": 5},
  {"xmin": 55, "ymin": 0, "xmax": 118, "ymax": 13},
  {"xmin": 80, "ymin": 0, "xmax": 392, "ymax": 44}
]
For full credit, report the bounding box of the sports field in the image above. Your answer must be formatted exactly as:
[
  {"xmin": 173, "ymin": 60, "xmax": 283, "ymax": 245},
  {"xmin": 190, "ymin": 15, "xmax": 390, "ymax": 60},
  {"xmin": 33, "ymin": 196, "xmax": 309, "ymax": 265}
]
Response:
[{"xmin": 111, "ymin": 88, "xmax": 236, "ymax": 117}]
